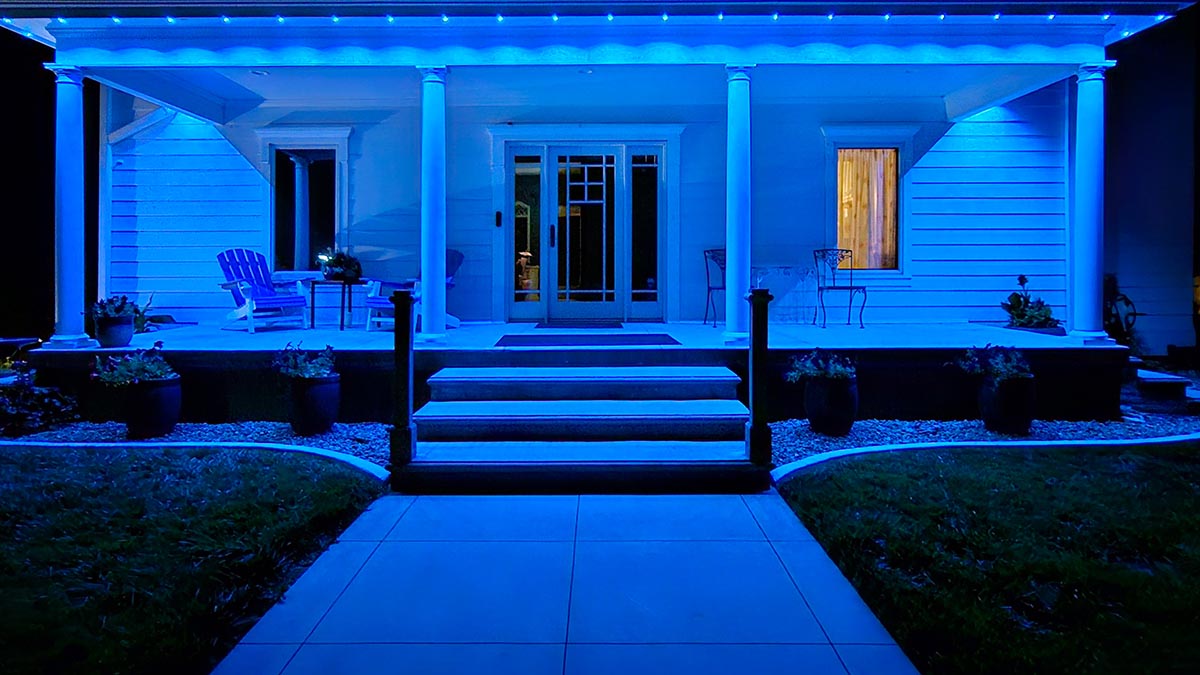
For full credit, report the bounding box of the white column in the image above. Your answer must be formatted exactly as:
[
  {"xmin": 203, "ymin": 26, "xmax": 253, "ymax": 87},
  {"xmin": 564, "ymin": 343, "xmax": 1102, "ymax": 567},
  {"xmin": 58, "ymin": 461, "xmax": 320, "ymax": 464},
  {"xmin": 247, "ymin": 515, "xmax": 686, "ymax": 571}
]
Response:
[
  {"xmin": 418, "ymin": 67, "xmax": 447, "ymax": 338},
  {"xmin": 42, "ymin": 65, "xmax": 97, "ymax": 349},
  {"xmin": 1070, "ymin": 61, "xmax": 1116, "ymax": 342},
  {"xmin": 289, "ymin": 153, "xmax": 311, "ymax": 270},
  {"xmin": 724, "ymin": 65, "xmax": 754, "ymax": 341}
]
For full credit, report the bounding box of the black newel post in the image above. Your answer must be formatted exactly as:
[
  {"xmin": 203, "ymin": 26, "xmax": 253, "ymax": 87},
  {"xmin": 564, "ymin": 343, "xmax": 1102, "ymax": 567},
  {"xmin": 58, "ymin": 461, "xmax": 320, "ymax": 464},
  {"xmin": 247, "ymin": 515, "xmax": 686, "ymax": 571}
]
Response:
[
  {"xmin": 746, "ymin": 287, "xmax": 774, "ymax": 465},
  {"xmin": 389, "ymin": 289, "xmax": 416, "ymax": 486}
]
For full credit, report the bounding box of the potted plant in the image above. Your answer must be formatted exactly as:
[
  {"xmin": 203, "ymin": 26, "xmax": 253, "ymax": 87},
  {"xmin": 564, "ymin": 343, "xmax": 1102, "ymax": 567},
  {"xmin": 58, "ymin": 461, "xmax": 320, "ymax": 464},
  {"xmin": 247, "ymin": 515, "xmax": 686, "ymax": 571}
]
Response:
[
  {"xmin": 955, "ymin": 344, "xmax": 1036, "ymax": 435},
  {"xmin": 787, "ymin": 349, "xmax": 857, "ymax": 436},
  {"xmin": 316, "ymin": 248, "xmax": 363, "ymax": 282},
  {"xmin": 1001, "ymin": 275, "xmax": 1064, "ymax": 335},
  {"xmin": 94, "ymin": 341, "xmax": 181, "ymax": 439},
  {"xmin": 273, "ymin": 343, "xmax": 339, "ymax": 436},
  {"xmin": 90, "ymin": 295, "xmax": 139, "ymax": 348}
]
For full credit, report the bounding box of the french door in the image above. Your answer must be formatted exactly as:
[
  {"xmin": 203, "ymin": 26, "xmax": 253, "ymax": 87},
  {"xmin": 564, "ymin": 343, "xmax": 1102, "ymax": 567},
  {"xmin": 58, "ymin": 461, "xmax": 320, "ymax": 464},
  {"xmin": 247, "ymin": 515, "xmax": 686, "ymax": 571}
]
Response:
[{"xmin": 508, "ymin": 143, "xmax": 664, "ymax": 322}]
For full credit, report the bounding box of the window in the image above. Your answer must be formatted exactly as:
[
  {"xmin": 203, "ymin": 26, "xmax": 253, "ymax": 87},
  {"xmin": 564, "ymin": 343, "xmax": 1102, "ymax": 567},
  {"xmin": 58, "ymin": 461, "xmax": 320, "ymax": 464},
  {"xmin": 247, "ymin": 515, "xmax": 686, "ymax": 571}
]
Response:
[
  {"xmin": 837, "ymin": 148, "xmax": 898, "ymax": 270},
  {"xmin": 273, "ymin": 149, "xmax": 336, "ymax": 272}
]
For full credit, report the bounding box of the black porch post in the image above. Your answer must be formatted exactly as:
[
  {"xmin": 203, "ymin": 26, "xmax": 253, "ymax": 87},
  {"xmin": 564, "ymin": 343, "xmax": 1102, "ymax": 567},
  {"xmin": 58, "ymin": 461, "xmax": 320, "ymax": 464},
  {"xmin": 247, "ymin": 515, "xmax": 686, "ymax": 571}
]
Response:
[
  {"xmin": 746, "ymin": 288, "xmax": 774, "ymax": 465},
  {"xmin": 389, "ymin": 289, "xmax": 416, "ymax": 487}
]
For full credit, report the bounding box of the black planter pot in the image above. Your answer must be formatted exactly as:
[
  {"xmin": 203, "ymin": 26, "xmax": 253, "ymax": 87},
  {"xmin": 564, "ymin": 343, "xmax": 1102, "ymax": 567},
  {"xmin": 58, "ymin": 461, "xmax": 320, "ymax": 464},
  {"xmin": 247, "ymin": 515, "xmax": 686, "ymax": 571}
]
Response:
[
  {"xmin": 290, "ymin": 374, "xmax": 340, "ymax": 436},
  {"xmin": 95, "ymin": 315, "xmax": 135, "ymax": 348},
  {"xmin": 979, "ymin": 375, "xmax": 1036, "ymax": 435},
  {"xmin": 804, "ymin": 376, "xmax": 858, "ymax": 437},
  {"xmin": 125, "ymin": 377, "xmax": 182, "ymax": 440}
]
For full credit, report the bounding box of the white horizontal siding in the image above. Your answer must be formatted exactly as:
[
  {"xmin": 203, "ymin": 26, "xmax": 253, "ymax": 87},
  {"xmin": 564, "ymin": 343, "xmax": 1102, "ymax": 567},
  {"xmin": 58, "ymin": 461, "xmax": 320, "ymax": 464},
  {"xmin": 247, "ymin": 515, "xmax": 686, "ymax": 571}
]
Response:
[
  {"xmin": 868, "ymin": 82, "xmax": 1070, "ymax": 325},
  {"xmin": 107, "ymin": 114, "xmax": 267, "ymax": 324}
]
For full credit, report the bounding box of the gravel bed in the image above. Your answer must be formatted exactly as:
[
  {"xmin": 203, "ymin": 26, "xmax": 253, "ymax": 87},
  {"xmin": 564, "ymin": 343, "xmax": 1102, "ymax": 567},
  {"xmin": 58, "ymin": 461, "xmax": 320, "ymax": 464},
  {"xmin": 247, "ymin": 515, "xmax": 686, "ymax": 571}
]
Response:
[
  {"xmin": 19, "ymin": 422, "xmax": 392, "ymax": 468},
  {"xmin": 770, "ymin": 410, "xmax": 1200, "ymax": 466},
  {"xmin": 14, "ymin": 411, "xmax": 1200, "ymax": 472}
]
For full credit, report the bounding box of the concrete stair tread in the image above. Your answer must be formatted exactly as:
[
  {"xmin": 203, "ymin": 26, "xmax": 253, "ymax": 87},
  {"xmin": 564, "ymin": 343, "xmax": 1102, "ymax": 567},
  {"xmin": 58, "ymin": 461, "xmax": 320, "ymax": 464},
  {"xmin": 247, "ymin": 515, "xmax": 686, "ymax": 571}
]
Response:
[
  {"xmin": 415, "ymin": 440, "xmax": 747, "ymax": 463},
  {"xmin": 414, "ymin": 399, "xmax": 750, "ymax": 419},
  {"xmin": 1137, "ymin": 369, "xmax": 1191, "ymax": 384},
  {"xmin": 428, "ymin": 366, "xmax": 739, "ymax": 382}
]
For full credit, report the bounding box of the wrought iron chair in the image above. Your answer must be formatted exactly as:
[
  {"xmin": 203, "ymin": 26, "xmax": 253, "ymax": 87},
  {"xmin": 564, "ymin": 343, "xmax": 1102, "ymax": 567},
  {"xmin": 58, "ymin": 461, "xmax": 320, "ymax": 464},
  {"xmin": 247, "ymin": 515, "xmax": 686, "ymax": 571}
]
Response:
[
  {"xmin": 703, "ymin": 248, "xmax": 726, "ymax": 327},
  {"xmin": 812, "ymin": 248, "xmax": 867, "ymax": 328}
]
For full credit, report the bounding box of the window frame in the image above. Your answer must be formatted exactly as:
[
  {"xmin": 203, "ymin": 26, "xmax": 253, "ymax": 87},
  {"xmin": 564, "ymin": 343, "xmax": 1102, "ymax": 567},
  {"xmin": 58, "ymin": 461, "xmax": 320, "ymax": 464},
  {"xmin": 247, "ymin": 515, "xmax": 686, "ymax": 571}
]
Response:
[
  {"xmin": 256, "ymin": 126, "xmax": 352, "ymax": 275},
  {"xmin": 820, "ymin": 124, "xmax": 919, "ymax": 281}
]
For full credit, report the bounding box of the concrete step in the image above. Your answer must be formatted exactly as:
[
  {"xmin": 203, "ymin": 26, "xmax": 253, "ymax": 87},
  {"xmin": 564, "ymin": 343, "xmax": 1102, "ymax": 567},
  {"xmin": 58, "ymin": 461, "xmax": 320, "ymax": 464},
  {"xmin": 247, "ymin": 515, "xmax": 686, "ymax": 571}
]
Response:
[
  {"xmin": 396, "ymin": 441, "xmax": 766, "ymax": 494},
  {"xmin": 414, "ymin": 399, "xmax": 749, "ymax": 441},
  {"xmin": 1137, "ymin": 369, "xmax": 1191, "ymax": 400},
  {"xmin": 427, "ymin": 366, "xmax": 741, "ymax": 401},
  {"xmin": 415, "ymin": 440, "xmax": 748, "ymax": 463}
]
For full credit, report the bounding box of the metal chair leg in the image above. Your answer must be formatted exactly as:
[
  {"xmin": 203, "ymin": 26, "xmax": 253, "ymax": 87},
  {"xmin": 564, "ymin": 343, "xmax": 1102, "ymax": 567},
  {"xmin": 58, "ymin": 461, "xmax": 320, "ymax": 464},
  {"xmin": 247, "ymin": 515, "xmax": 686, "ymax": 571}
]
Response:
[
  {"xmin": 858, "ymin": 289, "xmax": 867, "ymax": 329},
  {"xmin": 817, "ymin": 289, "xmax": 827, "ymax": 328},
  {"xmin": 704, "ymin": 290, "xmax": 711, "ymax": 326}
]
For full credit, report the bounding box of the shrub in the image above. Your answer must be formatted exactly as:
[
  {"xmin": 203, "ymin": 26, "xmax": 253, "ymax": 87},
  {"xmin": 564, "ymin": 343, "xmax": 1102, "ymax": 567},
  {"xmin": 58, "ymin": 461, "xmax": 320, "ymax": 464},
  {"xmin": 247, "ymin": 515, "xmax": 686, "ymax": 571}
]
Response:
[
  {"xmin": 94, "ymin": 341, "xmax": 178, "ymax": 386},
  {"xmin": 954, "ymin": 344, "xmax": 1033, "ymax": 383},
  {"xmin": 273, "ymin": 343, "xmax": 336, "ymax": 379},
  {"xmin": 316, "ymin": 248, "xmax": 362, "ymax": 281},
  {"xmin": 90, "ymin": 295, "xmax": 138, "ymax": 319},
  {"xmin": 1001, "ymin": 275, "xmax": 1060, "ymax": 328},
  {"xmin": 786, "ymin": 349, "xmax": 856, "ymax": 381},
  {"xmin": 0, "ymin": 383, "xmax": 78, "ymax": 437}
]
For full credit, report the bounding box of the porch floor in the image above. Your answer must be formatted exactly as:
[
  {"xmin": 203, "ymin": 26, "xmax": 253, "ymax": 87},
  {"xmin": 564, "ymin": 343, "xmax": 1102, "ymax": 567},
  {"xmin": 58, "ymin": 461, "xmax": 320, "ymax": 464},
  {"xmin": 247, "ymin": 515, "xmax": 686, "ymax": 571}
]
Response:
[{"xmin": 120, "ymin": 320, "xmax": 1107, "ymax": 353}]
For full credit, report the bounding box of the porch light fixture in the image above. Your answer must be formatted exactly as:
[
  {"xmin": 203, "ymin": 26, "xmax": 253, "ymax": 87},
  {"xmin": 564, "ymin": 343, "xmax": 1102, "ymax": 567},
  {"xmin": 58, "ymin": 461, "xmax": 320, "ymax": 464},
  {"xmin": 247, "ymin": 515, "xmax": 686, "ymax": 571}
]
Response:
[
  {"xmin": 993, "ymin": 13, "xmax": 1001, "ymax": 21},
  {"xmin": 221, "ymin": 15, "xmax": 230, "ymax": 24},
  {"xmin": 827, "ymin": 13, "xmax": 834, "ymax": 20},
  {"xmin": 772, "ymin": 12, "xmax": 780, "ymax": 21},
  {"xmin": 165, "ymin": 16, "xmax": 176, "ymax": 24},
  {"xmin": 663, "ymin": 13, "xmax": 670, "ymax": 21},
  {"xmin": 718, "ymin": 12, "xmax": 725, "ymax": 20},
  {"xmin": 1156, "ymin": 14, "xmax": 1168, "ymax": 21},
  {"xmin": 1122, "ymin": 29, "xmax": 1131, "ymax": 36},
  {"xmin": 111, "ymin": 16, "xmax": 122, "ymax": 24},
  {"xmin": 275, "ymin": 15, "xmax": 284, "ymax": 23},
  {"xmin": 1102, "ymin": 13, "xmax": 1112, "ymax": 20},
  {"xmin": 55, "ymin": 17, "xmax": 66, "ymax": 24},
  {"xmin": 2, "ymin": 18, "xmax": 11, "ymax": 25},
  {"xmin": 607, "ymin": 13, "xmax": 614, "ymax": 21},
  {"xmin": 552, "ymin": 14, "xmax": 559, "ymax": 22},
  {"xmin": 441, "ymin": 14, "xmax": 449, "ymax": 22},
  {"xmin": 496, "ymin": 14, "xmax": 504, "ymax": 22},
  {"xmin": 331, "ymin": 15, "xmax": 340, "ymax": 23},
  {"xmin": 1048, "ymin": 13, "xmax": 1056, "ymax": 20},
  {"xmin": 938, "ymin": 13, "xmax": 946, "ymax": 20},
  {"xmin": 884, "ymin": 13, "xmax": 891, "ymax": 20},
  {"xmin": 386, "ymin": 15, "xmax": 395, "ymax": 23}
]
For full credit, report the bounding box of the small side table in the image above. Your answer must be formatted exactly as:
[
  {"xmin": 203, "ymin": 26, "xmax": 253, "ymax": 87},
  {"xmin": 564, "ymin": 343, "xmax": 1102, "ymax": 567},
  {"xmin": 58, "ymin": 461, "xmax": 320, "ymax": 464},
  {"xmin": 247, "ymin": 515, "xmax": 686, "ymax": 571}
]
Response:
[{"xmin": 309, "ymin": 278, "xmax": 367, "ymax": 330}]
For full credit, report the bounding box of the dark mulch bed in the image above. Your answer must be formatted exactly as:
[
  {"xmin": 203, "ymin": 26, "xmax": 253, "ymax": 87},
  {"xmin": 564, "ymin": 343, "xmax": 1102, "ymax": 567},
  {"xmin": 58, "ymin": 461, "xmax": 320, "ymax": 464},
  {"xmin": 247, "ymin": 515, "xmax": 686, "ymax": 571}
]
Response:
[
  {"xmin": 778, "ymin": 443, "xmax": 1200, "ymax": 675},
  {"xmin": 0, "ymin": 445, "xmax": 384, "ymax": 675}
]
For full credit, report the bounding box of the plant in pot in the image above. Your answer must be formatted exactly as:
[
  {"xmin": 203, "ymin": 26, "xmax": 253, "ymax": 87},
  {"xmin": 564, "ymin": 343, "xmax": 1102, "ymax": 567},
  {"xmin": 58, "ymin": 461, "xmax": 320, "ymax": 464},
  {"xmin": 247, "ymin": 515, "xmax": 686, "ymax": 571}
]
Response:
[
  {"xmin": 94, "ymin": 341, "xmax": 181, "ymax": 440},
  {"xmin": 1001, "ymin": 275, "xmax": 1063, "ymax": 334},
  {"xmin": 90, "ymin": 295, "xmax": 139, "ymax": 348},
  {"xmin": 273, "ymin": 343, "xmax": 339, "ymax": 436},
  {"xmin": 787, "ymin": 349, "xmax": 858, "ymax": 437},
  {"xmin": 955, "ymin": 344, "xmax": 1036, "ymax": 435},
  {"xmin": 316, "ymin": 248, "xmax": 363, "ymax": 282}
]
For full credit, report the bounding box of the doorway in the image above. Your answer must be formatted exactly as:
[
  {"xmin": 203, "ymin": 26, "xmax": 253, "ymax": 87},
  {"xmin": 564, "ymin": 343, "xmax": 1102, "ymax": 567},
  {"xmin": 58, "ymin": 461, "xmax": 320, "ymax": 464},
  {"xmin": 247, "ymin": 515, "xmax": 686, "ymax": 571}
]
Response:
[{"xmin": 508, "ymin": 143, "xmax": 664, "ymax": 322}]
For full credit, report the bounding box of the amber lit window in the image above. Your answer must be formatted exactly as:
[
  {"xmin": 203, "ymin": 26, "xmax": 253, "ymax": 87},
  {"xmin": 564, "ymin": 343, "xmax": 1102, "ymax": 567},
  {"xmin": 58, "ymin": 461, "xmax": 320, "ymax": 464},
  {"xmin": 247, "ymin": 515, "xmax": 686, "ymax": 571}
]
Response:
[{"xmin": 837, "ymin": 148, "xmax": 898, "ymax": 269}]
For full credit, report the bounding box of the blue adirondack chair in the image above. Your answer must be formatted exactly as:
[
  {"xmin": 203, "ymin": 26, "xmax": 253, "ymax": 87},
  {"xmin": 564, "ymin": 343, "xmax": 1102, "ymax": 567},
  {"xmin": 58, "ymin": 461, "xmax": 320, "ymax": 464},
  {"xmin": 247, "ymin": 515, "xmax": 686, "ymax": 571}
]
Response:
[
  {"xmin": 217, "ymin": 249, "xmax": 309, "ymax": 333},
  {"xmin": 364, "ymin": 249, "xmax": 465, "ymax": 331}
]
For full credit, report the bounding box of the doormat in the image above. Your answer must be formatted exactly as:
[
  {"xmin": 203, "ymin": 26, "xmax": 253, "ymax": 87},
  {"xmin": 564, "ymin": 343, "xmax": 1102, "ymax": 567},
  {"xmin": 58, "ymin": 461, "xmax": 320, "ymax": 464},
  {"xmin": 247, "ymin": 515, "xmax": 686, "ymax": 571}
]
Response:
[
  {"xmin": 534, "ymin": 321, "xmax": 624, "ymax": 329},
  {"xmin": 495, "ymin": 333, "xmax": 681, "ymax": 347}
]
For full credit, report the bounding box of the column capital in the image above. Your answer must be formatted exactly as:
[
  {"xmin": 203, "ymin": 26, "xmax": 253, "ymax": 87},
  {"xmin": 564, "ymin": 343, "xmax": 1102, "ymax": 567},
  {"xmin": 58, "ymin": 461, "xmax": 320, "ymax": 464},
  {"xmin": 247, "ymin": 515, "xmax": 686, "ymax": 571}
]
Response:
[
  {"xmin": 418, "ymin": 66, "xmax": 447, "ymax": 83},
  {"xmin": 1077, "ymin": 61, "xmax": 1116, "ymax": 82},
  {"xmin": 44, "ymin": 64, "xmax": 84, "ymax": 85},
  {"xmin": 726, "ymin": 64, "xmax": 756, "ymax": 81},
  {"xmin": 285, "ymin": 152, "xmax": 311, "ymax": 168}
]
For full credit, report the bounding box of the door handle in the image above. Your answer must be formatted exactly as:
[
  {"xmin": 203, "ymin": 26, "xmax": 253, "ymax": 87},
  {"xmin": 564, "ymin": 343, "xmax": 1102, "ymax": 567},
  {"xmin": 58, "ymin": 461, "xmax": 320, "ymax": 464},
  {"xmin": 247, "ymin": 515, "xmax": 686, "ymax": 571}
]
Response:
[
  {"xmin": 549, "ymin": 224, "xmax": 556, "ymax": 248},
  {"xmin": 495, "ymin": 211, "xmax": 502, "ymax": 228}
]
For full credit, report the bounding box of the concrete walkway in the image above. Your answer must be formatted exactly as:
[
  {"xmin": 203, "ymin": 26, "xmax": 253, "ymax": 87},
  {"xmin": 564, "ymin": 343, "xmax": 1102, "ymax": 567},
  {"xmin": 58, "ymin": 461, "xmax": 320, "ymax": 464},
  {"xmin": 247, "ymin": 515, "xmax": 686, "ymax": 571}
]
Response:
[{"xmin": 212, "ymin": 492, "xmax": 919, "ymax": 675}]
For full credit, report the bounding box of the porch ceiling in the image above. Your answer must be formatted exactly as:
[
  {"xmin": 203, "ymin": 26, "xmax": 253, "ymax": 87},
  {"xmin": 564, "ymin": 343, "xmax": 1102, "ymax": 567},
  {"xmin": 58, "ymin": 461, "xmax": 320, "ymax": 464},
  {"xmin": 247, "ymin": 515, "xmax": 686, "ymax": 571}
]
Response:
[{"xmin": 88, "ymin": 63, "xmax": 1074, "ymax": 125}]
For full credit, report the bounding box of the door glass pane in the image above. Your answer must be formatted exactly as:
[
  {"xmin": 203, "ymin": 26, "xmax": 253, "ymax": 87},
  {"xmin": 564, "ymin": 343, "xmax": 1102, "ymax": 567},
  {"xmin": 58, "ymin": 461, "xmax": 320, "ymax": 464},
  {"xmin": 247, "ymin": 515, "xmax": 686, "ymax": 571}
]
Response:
[
  {"xmin": 558, "ymin": 154, "xmax": 616, "ymax": 302},
  {"xmin": 513, "ymin": 155, "xmax": 541, "ymax": 303},
  {"xmin": 631, "ymin": 154, "xmax": 659, "ymax": 302}
]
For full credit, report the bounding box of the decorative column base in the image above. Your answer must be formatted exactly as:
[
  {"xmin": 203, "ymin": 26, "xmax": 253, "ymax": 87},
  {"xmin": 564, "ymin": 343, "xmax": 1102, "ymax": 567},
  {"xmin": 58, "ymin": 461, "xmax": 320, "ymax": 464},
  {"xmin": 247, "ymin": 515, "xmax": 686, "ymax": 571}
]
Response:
[
  {"xmin": 1069, "ymin": 329, "xmax": 1114, "ymax": 346},
  {"xmin": 40, "ymin": 334, "xmax": 99, "ymax": 350}
]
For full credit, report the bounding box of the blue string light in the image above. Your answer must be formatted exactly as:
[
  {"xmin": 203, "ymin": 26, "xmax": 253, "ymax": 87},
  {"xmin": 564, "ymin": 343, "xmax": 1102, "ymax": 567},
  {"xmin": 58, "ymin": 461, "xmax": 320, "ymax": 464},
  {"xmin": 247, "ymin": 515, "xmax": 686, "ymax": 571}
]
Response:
[
  {"xmin": 221, "ymin": 15, "xmax": 230, "ymax": 24},
  {"xmin": 496, "ymin": 14, "xmax": 504, "ymax": 23},
  {"xmin": 55, "ymin": 17, "xmax": 66, "ymax": 24},
  {"xmin": 772, "ymin": 12, "xmax": 779, "ymax": 21},
  {"xmin": 827, "ymin": 13, "xmax": 834, "ymax": 21},
  {"xmin": 1102, "ymin": 14, "xmax": 1112, "ymax": 21},
  {"xmin": 552, "ymin": 14, "xmax": 559, "ymax": 22},
  {"xmin": 331, "ymin": 15, "xmax": 339, "ymax": 24},
  {"xmin": 1048, "ymin": 13, "xmax": 1056, "ymax": 21},
  {"xmin": 165, "ymin": 16, "xmax": 175, "ymax": 24},
  {"xmin": 275, "ymin": 15, "xmax": 284, "ymax": 23},
  {"xmin": 386, "ymin": 15, "xmax": 394, "ymax": 23},
  {"xmin": 718, "ymin": 12, "xmax": 724, "ymax": 21},
  {"xmin": 939, "ymin": 14, "xmax": 946, "ymax": 20},
  {"xmin": 662, "ymin": 13, "xmax": 669, "ymax": 21},
  {"xmin": 112, "ymin": 16, "xmax": 122, "ymax": 24},
  {"xmin": 441, "ymin": 14, "xmax": 449, "ymax": 23},
  {"xmin": 884, "ymin": 13, "xmax": 891, "ymax": 21},
  {"xmin": 607, "ymin": 13, "xmax": 614, "ymax": 21},
  {"xmin": 993, "ymin": 13, "xmax": 1001, "ymax": 21}
]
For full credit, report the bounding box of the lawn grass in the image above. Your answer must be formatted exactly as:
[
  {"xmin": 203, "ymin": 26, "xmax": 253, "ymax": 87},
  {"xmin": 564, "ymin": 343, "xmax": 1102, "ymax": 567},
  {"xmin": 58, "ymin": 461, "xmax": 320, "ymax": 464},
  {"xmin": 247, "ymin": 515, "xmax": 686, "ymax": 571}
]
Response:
[
  {"xmin": 0, "ymin": 445, "xmax": 384, "ymax": 675},
  {"xmin": 778, "ymin": 444, "xmax": 1200, "ymax": 675}
]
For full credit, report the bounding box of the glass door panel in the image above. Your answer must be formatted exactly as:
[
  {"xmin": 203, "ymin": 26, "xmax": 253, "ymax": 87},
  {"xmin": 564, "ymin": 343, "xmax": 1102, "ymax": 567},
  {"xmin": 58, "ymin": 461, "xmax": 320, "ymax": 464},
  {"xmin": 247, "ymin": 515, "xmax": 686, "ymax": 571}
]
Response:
[
  {"xmin": 628, "ymin": 148, "xmax": 664, "ymax": 319},
  {"xmin": 549, "ymin": 151, "xmax": 621, "ymax": 319}
]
